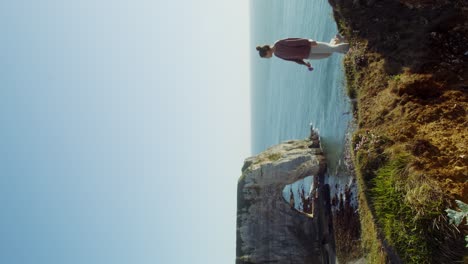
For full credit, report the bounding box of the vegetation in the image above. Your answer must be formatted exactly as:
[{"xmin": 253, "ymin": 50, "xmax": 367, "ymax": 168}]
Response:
[
  {"xmin": 266, "ymin": 153, "xmax": 282, "ymax": 162},
  {"xmin": 446, "ymin": 200, "xmax": 468, "ymax": 247},
  {"xmin": 371, "ymin": 153, "xmax": 431, "ymax": 263},
  {"xmin": 329, "ymin": 0, "xmax": 468, "ymax": 262}
]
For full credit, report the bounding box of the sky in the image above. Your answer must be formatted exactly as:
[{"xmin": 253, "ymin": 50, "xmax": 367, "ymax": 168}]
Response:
[{"xmin": 0, "ymin": 1, "xmax": 250, "ymax": 263}]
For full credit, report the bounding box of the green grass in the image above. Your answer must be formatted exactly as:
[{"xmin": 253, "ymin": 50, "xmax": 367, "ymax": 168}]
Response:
[
  {"xmin": 353, "ymin": 142, "xmax": 459, "ymax": 263},
  {"xmin": 351, "ymin": 130, "xmax": 446, "ymax": 263},
  {"xmin": 370, "ymin": 154, "xmax": 431, "ymax": 264},
  {"xmin": 354, "ymin": 168, "xmax": 388, "ymax": 264},
  {"xmin": 352, "ymin": 131, "xmax": 390, "ymax": 264}
]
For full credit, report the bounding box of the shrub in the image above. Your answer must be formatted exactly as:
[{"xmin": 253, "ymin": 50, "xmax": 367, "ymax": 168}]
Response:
[{"xmin": 446, "ymin": 200, "xmax": 468, "ymax": 247}]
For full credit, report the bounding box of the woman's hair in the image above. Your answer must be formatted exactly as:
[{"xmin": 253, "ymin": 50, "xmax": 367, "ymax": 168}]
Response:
[{"xmin": 256, "ymin": 45, "xmax": 271, "ymax": 57}]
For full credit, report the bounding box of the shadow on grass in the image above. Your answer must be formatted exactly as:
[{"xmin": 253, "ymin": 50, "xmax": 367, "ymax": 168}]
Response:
[{"xmin": 330, "ymin": 0, "xmax": 467, "ymax": 84}]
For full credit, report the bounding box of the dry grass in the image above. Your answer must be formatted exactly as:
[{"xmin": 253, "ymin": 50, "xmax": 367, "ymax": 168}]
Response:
[{"xmin": 330, "ymin": 0, "xmax": 468, "ymax": 262}]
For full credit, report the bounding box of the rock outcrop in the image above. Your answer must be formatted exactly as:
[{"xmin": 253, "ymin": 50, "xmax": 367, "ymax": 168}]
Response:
[{"xmin": 236, "ymin": 132, "xmax": 334, "ymax": 264}]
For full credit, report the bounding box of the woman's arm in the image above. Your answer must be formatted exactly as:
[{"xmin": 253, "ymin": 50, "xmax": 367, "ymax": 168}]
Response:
[
  {"xmin": 284, "ymin": 58, "xmax": 308, "ymax": 65},
  {"xmin": 284, "ymin": 59, "xmax": 314, "ymax": 71}
]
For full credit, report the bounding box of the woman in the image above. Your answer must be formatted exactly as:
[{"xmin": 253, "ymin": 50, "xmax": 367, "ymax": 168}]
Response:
[{"xmin": 256, "ymin": 35, "xmax": 349, "ymax": 71}]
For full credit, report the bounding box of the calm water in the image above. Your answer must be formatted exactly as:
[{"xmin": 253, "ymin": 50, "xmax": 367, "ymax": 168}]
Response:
[{"xmin": 250, "ymin": 0, "xmax": 355, "ymax": 198}]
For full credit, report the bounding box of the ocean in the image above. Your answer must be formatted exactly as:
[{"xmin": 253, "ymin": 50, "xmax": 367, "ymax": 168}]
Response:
[{"xmin": 250, "ymin": 0, "xmax": 354, "ymax": 197}]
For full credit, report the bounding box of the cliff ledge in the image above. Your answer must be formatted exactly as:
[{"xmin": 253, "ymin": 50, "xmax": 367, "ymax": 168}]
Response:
[{"xmin": 236, "ymin": 132, "xmax": 334, "ymax": 264}]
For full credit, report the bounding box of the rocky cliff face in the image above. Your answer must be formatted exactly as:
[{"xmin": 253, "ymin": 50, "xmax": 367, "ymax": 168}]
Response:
[{"xmin": 236, "ymin": 133, "xmax": 334, "ymax": 264}]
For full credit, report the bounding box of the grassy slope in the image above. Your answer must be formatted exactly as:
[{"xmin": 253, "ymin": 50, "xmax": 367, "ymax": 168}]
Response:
[{"xmin": 328, "ymin": 0, "xmax": 468, "ymax": 263}]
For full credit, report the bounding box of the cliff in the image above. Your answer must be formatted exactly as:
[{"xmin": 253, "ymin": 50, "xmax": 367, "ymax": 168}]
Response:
[
  {"xmin": 328, "ymin": 0, "xmax": 467, "ymax": 262},
  {"xmin": 236, "ymin": 132, "xmax": 334, "ymax": 264}
]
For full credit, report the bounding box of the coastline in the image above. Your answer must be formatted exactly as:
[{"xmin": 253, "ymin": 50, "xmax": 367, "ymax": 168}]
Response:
[{"xmin": 329, "ymin": 0, "xmax": 468, "ymax": 263}]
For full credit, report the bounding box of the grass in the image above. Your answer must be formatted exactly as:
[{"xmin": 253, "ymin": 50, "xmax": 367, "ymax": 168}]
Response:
[
  {"xmin": 330, "ymin": 1, "xmax": 468, "ymax": 261},
  {"xmin": 370, "ymin": 153, "xmax": 431, "ymax": 263},
  {"xmin": 352, "ymin": 135, "xmax": 440, "ymax": 263},
  {"xmin": 348, "ymin": 89, "xmax": 465, "ymax": 263},
  {"xmin": 329, "ymin": 1, "xmax": 468, "ymax": 261},
  {"xmin": 352, "ymin": 131, "xmax": 393, "ymax": 264},
  {"xmin": 349, "ymin": 90, "xmax": 465, "ymax": 263},
  {"xmin": 355, "ymin": 180, "xmax": 388, "ymax": 263}
]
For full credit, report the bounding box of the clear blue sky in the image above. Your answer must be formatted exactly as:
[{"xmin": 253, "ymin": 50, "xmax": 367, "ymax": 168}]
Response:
[{"xmin": 0, "ymin": 1, "xmax": 250, "ymax": 263}]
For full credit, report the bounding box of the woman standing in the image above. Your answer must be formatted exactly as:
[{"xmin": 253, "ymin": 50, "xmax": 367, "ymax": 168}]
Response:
[{"xmin": 256, "ymin": 35, "xmax": 349, "ymax": 71}]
